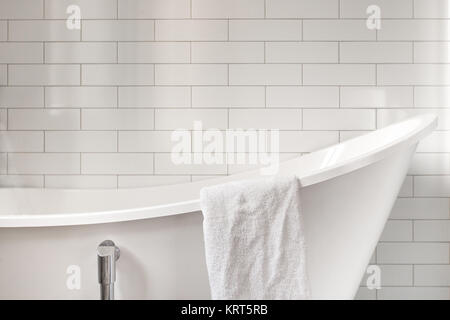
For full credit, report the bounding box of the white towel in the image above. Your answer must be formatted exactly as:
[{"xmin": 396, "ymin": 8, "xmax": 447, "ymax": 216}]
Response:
[{"xmin": 200, "ymin": 175, "xmax": 309, "ymax": 300}]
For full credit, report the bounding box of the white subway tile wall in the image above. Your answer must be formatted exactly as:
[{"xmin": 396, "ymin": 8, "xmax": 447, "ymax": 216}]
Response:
[{"xmin": 0, "ymin": 0, "xmax": 448, "ymax": 300}]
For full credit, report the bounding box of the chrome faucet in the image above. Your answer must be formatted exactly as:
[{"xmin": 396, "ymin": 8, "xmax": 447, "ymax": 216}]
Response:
[{"xmin": 97, "ymin": 240, "xmax": 120, "ymax": 300}]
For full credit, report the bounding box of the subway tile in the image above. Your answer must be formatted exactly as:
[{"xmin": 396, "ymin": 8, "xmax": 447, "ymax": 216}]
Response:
[
  {"xmin": 414, "ymin": 0, "xmax": 450, "ymax": 18},
  {"xmin": 45, "ymin": 87, "xmax": 117, "ymax": 108},
  {"xmin": 227, "ymin": 153, "xmax": 299, "ymax": 175},
  {"xmin": 378, "ymin": 20, "xmax": 450, "ymax": 41},
  {"xmin": 119, "ymin": 131, "xmax": 174, "ymax": 152},
  {"xmin": 377, "ymin": 109, "xmax": 450, "ymax": 130},
  {"xmin": 414, "ymin": 176, "xmax": 450, "ymax": 197},
  {"xmin": 45, "ymin": 131, "xmax": 117, "ymax": 152},
  {"xmin": 354, "ymin": 287, "xmax": 376, "ymax": 300},
  {"xmin": 82, "ymin": 109, "xmax": 154, "ymax": 130},
  {"xmin": 0, "ymin": 87, "xmax": 44, "ymax": 108},
  {"xmin": 409, "ymin": 153, "xmax": 450, "ymax": 175},
  {"xmin": 155, "ymin": 109, "xmax": 227, "ymax": 130},
  {"xmin": 82, "ymin": 153, "xmax": 154, "ymax": 174},
  {"xmin": 303, "ymin": 64, "xmax": 375, "ymax": 85},
  {"xmin": 119, "ymin": 87, "xmax": 190, "ymax": 108},
  {"xmin": 378, "ymin": 287, "xmax": 449, "ymax": 300},
  {"xmin": 45, "ymin": 43, "xmax": 116, "ymax": 64},
  {"xmin": 267, "ymin": 86, "xmax": 339, "ymax": 108},
  {"xmin": 44, "ymin": 175, "xmax": 117, "ymax": 189},
  {"xmin": 279, "ymin": 131, "xmax": 339, "ymax": 152},
  {"xmin": 360, "ymin": 265, "xmax": 413, "ymax": 287},
  {"xmin": 0, "ymin": 153, "xmax": 5, "ymax": 174},
  {"xmin": 118, "ymin": 175, "xmax": 190, "ymax": 188},
  {"xmin": 303, "ymin": 20, "xmax": 375, "ymax": 41},
  {"xmin": 414, "ymin": 265, "xmax": 450, "ymax": 286},
  {"xmin": 390, "ymin": 198, "xmax": 449, "ymax": 220},
  {"xmin": 192, "ymin": 0, "xmax": 264, "ymax": 18},
  {"xmin": 155, "ymin": 64, "xmax": 227, "ymax": 86},
  {"xmin": 191, "ymin": 175, "xmax": 226, "ymax": 182},
  {"xmin": 415, "ymin": 87, "xmax": 450, "ymax": 108},
  {"xmin": 398, "ymin": 176, "xmax": 413, "ymax": 197},
  {"xmin": 417, "ymin": 132, "xmax": 450, "ymax": 153},
  {"xmin": 9, "ymin": 20, "xmax": 79, "ymax": 41},
  {"xmin": 184, "ymin": 130, "xmax": 288, "ymax": 153},
  {"xmin": 155, "ymin": 20, "xmax": 227, "ymax": 41},
  {"xmin": 341, "ymin": 0, "xmax": 413, "ymax": 18},
  {"xmin": 380, "ymin": 220, "xmax": 413, "ymax": 242},
  {"xmin": 0, "ymin": 21, "xmax": 6, "ymax": 41},
  {"xmin": 8, "ymin": 109, "xmax": 80, "ymax": 130},
  {"xmin": 266, "ymin": 0, "xmax": 338, "ymax": 18},
  {"xmin": 154, "ymin": 153, "xmax": 227, "ymax": 175},
  {"xmin": 414, "ymin": 220, "xmax": 450, "ymax": 242},
  {"xmin": 414, "ymin": 42, "xmax": 450, "ymax": 63},
  {"xmin": 303, "ymin": 109, "xmax": 375, "ymax": 130},
  {"xmin": 266, "ymin": 42, "xmax": 338, "ymax": 63},
  {"xmin": 229, "ymin": 20, "xmax": 302, "ymax": 41},
  {"xmin": 45, "ymin": 0, "xmax": 117, "ymax": 19},
  {"xmin": 378, "ymin": 64, "xmax": 450, "ymax": 86},
  {"xmin": 0, "ymin": 43, "xmax": 43, "ymax": 63},
  {"xmin": 192, "ymin": 42, "xmax": 264, "ymax": 63},
  {"xmin": 339, "ymin": 130, "xmax": 371, "ymax": 142},
  {"xmin": 119, "ymin": 0, "xmax": 190, "ymax": 19},
  {"xmin": 229, "ymin": 109, "xmax": 302, "ymax": 130},
  {"xmin": 0, "ymin": 175, "xmax": 44, "ymax": 188},
  {"xmin": 192, "ymin": 87, "xmax": 265, "ymax": 108},
  {"xmin": 82, "ymin": 65, "xmax": 154, "ymax": 86},
  {"xmin": 118, "ymin": 42, "xmax": 190, "ymax": 63},
  {"xmin": 377, "ymin": 243, "xmax": 449, "ymax": 264},
  {"xmin": 0, "ymin": 109, "xmax": 6, "ymax": 130},
  {"xmin": 8, "ymin": 153, "xmax": 80, "ymax": 174},
  {"xmin": 229, "ymin": 64, "xmax": 302, "ymax": 85},
  {"xmin": 82, "ymin": 20, "xmax": 154, "ymax": 41},
  {"xmin": 0, "ymin": 0, "xmax": 43, "ymax": 19},
  {"xmin": 340, "ymin": 42, "xmax": 412, "ymax": 63},
  {"xmin": 341, "ymin": 87, "xmax": 413, "ymax": 108},
  {"xmin": 9, "ymin": 65, "xmax": 80, "ymax": 86},
  {"xmin": 0, "ymin": 131, "xmax": 43, "ymax": 152},
  {"xmin": 0, "ymin": 65, "xmax": 5, "ymax": 85}
]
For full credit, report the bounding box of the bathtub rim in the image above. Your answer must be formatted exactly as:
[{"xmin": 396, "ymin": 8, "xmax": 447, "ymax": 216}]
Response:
[{"xmin": 0, "ymin": 114, "xmax": 438, "ymax": 228}]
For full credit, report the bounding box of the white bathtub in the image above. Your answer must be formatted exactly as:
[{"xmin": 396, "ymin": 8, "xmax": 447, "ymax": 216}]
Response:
[{"xmin": 0, "ymin": 114, "xmax": 437, "ymax": 300}]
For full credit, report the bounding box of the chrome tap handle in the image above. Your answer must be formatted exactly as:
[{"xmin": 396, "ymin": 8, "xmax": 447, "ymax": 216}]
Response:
[{"xmin": 97, "ymin": 240, "xmax": 120, "ymax": 300}]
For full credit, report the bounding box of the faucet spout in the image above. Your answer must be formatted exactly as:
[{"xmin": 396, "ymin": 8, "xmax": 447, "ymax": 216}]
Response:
[{"xmin": 97, "ymin": 240, "xmax": 120, "ymax": 300}]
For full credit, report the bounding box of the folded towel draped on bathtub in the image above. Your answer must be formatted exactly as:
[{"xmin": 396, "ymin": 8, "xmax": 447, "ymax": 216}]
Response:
[{"xmin": 200, "ymin": 175, "xmax": 309, "ymax": 300}]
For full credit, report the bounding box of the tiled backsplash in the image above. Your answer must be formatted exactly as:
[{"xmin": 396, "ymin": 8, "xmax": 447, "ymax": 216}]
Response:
[{"xmin": 0, "ymin": 0, "xmax": 449, "ymax": 299}]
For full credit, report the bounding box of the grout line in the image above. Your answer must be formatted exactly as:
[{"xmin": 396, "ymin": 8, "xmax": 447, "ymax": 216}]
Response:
[
  {"xmin": 264, "ymin": 0, "xmax": 266, "ymax": 19},
  {"xmin": 338, "ymin": 0, "xmax": 341, "ymax": 19}
]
